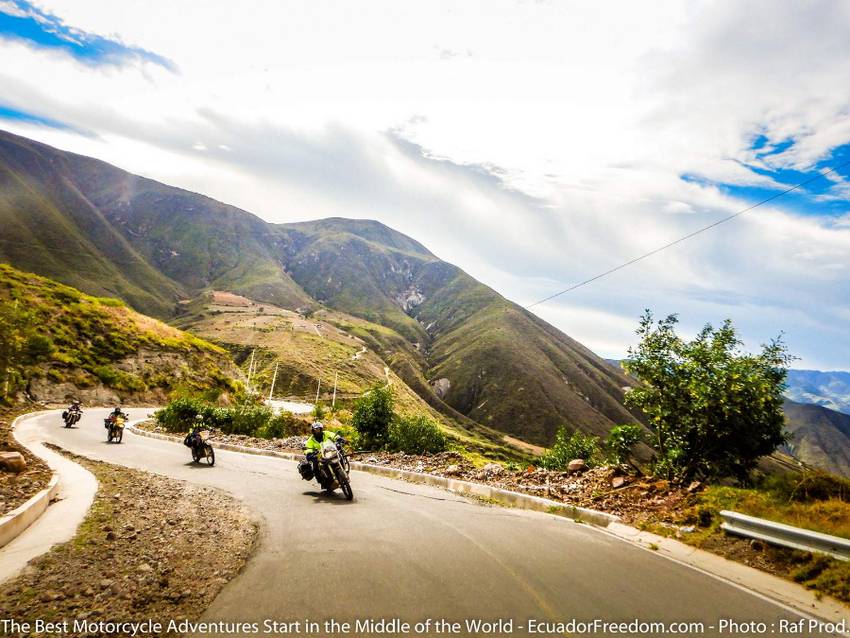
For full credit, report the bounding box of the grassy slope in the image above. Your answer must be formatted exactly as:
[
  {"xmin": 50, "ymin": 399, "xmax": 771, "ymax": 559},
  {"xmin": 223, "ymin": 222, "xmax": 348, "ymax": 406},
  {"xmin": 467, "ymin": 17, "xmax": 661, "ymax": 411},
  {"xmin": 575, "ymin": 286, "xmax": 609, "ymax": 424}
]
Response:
[
  {"xmin": 0, "ymin": 264, "xmax": 235, "ymax": 399},
  {"xmin": 178, "ymin": 292, "xmax": 526, "ymax": 460}
]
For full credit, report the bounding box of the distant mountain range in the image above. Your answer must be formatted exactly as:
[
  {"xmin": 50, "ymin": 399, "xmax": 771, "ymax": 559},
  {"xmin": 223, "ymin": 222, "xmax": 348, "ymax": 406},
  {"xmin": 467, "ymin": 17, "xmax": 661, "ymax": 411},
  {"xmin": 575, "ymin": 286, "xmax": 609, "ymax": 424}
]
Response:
[
  {"xmin": 0, "ymin": 129, "xmax": 642, "ymax": 447},
  {"xmin": 785, "ymin": 369, "xmax": 850, "ymax": 416},
  {"xmin": 782, "ymin": 399, "xmax": 850, "ymax": 477}
]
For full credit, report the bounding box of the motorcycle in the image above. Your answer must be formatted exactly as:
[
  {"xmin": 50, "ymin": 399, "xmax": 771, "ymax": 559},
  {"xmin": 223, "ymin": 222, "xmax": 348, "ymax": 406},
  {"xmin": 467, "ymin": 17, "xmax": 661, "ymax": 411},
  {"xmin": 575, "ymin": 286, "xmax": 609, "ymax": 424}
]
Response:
[
  {"xmin": 105, "ymin": 414, "xmax": 127, "ymax": 443},
  {"xmin": 185, "ymin": 426, "xmax": 215, "ymax": 466},
  {"xmin": 62, "ymin": 407, "xmax": 82, "ymax": 428},
  {"xmin": 299, "ymin": 437, "xmax": 353, "ymax": 500}
]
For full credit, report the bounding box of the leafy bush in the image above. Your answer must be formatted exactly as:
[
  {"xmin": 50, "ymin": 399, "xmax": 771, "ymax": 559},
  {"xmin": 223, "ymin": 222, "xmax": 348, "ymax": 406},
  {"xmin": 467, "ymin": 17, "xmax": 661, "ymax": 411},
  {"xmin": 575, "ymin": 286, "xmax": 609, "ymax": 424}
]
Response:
[
  {"xmin": 624, "ymin": 311, "xmax": 791, "ymax": 482},
  {"xmin": 228, "ymin": 404, "xmax": 274, "ymax": 436},
  {"xmin": 352, "ymin": 385, "xmax": 394, "ymax": 450},
  {"xmin": 258, "ymin": 411, "xmax": 299, "ymax": 439},
  {"xmin": 155, "ymin": 397, "xmax": 209, "ymax": 432},
  {"xmin": 155, "ymin": 397, "xmax": 230, "ymax": 432},
  {"xmin": 388, "ymin": 415, "xmax": 447, "ymax": 454},
  {"xmin": 25, "ymin": 334, "xmax": 54, "ymax": 361},
  {"xmin": 539, "ymin": 426, "xmax": 600, "ymax": 470},
  {"xmin": 606, "ymin": 423, "xmax": 643, "ymax": 465},
  {"xmin": 312, "ymin": 402, "xmax": 326, "ymax": 420}
]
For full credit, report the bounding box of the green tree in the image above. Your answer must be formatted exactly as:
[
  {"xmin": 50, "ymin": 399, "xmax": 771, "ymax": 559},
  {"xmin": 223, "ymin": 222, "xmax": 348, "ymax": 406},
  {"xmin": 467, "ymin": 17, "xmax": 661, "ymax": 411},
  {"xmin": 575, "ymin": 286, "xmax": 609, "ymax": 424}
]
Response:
[
  {"xmin": 352, "ymin": 384, "xmax": 394, "ymax": 449},
  {"xmin": 623, "ymin": 311, "xmax": 791, "ymax": 482}
]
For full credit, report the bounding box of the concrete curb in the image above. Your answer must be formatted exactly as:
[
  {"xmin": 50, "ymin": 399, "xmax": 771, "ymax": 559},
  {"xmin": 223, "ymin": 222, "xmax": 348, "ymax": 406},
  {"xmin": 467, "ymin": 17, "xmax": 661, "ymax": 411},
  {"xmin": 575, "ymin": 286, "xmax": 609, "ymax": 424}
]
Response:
[
  {"xmin": 126, "ymin": 424, "xmax": 620, "ymax": 527},
  {"xmin": 0, "ymin": 473, "xmax": 60, "ymax": 549},
  {"xmin": 0, "ymin": 411, "xmax": 61, "ymax": 550}
]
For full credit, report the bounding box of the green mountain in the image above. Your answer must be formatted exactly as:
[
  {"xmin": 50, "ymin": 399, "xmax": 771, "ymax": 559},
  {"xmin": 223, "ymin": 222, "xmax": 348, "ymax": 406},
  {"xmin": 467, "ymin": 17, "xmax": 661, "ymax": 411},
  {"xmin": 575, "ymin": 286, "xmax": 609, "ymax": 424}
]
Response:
[
  {"xmin": 0, "ymin": 130, "xmax": 313, "ymax": 316},
  {"xmin": 0, "ymin": 129, "xmax": 640, "ymax": 445}
]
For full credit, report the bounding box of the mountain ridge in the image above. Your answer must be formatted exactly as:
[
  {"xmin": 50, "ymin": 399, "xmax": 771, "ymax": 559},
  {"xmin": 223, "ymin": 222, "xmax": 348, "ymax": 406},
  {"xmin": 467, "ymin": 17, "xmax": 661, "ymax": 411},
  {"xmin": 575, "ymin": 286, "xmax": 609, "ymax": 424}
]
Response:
[{"xmin": 0, "ymin": 128, "xmax": 641, "ymax": 445}]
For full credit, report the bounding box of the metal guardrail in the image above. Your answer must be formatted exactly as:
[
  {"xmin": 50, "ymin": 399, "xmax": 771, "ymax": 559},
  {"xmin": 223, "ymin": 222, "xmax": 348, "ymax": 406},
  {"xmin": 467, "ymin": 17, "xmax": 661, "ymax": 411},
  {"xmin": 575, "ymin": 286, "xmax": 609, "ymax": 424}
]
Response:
[{"xmin": 720, "ymin": 510, "xmax": 850, "ymax": 561}]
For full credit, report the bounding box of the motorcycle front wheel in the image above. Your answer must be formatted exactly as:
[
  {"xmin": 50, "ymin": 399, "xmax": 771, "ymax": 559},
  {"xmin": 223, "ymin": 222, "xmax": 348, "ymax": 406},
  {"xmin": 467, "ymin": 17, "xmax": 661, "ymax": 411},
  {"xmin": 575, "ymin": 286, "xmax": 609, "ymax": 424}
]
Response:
[
  {"xmin": 116, "ymin": 428, "xmax": 123, "ymax": 444},
  {"xmin": 205, "ymin": 445, "xmax": 215, "ymax": 466},
  {"xmin": 335, "ymin": 467, "xmax": 353, "ymax": 501}
]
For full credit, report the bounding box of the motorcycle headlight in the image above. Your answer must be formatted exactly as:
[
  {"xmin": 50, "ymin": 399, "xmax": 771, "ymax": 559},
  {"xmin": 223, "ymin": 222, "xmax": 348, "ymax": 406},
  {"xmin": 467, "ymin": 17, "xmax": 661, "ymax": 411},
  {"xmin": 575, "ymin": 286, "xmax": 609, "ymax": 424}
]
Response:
[{"xmin": 321, "ymin": 445, "xmax": 338, "ymax": 460}]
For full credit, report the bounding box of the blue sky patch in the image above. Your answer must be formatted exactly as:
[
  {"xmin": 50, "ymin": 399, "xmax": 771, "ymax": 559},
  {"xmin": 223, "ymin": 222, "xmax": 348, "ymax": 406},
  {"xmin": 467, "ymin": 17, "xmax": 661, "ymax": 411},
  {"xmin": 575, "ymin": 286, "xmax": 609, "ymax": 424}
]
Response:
[
  {"xmin": 0, "ymin": 103, "xmax": 92, "ymax": 136},
  {"xmin": 683, "ymin": 137, "xmax": 850, "ymax": 217},
  {"xmin": 0, "ymin": 0, "xmax": 176, "ymax": 71}
]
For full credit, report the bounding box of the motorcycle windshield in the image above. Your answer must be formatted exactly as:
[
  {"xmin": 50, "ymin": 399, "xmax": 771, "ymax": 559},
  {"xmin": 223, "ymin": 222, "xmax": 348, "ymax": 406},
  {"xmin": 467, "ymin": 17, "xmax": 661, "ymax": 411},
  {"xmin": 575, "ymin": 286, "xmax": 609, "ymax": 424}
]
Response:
[{"xmin": 321, "ymin": 441, "xmax": 338, "ymax": 460}]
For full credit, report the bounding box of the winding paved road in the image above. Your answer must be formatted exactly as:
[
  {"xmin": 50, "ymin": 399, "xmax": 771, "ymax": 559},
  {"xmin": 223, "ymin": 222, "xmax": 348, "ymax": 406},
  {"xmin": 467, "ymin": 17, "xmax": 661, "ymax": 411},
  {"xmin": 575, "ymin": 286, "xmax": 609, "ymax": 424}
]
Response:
[{"xmin": 16, "ymin": 409, "xmax": 845, "ymax": 637}]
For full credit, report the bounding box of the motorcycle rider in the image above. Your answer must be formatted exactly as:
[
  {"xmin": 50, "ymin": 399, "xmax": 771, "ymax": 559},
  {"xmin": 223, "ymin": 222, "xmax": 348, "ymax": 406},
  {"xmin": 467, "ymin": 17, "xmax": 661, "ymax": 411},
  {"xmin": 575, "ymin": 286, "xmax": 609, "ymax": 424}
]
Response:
[
  {"xmin": 105, "ymin": 406, "xmax": 127, "ymax": 428},
  {"xmin": 63, "ymin": 399, "xmax": 82, "ymax": 422},
  {"xmin": 304, "ymin": 421, "xmax": 345, "ymax": 482},
  {"xmin": 184, "ymin": 414, "xmax": 206, "ymax": 450}
]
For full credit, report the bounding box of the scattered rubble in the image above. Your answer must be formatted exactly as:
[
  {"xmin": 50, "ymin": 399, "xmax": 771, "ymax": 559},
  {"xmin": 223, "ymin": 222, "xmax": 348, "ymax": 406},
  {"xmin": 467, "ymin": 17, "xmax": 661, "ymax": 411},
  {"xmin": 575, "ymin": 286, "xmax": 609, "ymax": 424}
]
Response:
[{"xmin": 0, "ymin": 449, "xmax": 258, "ymax": 626}]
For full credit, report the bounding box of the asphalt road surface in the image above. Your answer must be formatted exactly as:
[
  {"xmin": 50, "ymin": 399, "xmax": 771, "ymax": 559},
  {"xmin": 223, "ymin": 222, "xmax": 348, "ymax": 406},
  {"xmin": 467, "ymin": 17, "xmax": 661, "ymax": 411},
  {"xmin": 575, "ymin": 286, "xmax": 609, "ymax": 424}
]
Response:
[{"xmin": 19, "ymin": 409, "xmax": 838, "ymax": 637}]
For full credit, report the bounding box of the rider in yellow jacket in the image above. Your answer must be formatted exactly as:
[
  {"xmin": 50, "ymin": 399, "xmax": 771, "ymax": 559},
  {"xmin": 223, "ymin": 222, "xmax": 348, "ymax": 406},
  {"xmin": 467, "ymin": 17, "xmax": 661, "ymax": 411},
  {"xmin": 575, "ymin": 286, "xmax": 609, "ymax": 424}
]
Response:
[{"xmin": 305, "ymin": 421, "xmax": 340, "ymax": 454}]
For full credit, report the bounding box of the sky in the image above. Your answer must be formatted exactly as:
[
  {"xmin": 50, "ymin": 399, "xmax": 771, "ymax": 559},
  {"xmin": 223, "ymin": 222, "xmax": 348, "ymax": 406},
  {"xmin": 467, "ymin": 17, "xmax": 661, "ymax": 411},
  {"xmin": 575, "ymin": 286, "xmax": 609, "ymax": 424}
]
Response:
[{"xmin": 0, "ymin": 0, "xmax": 849, "ymax": 370}]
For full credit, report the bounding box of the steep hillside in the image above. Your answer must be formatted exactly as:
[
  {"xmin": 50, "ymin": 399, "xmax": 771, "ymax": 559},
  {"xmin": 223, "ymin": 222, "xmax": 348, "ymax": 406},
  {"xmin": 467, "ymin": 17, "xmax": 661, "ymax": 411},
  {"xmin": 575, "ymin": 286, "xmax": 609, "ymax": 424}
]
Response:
[
  {"xmin": 0, "ymin": 129, "xmax": 640, "ymax": 445},
  {"xmin": 0, "ymin": 264, "xmax": 237, "ymax": 405},
  {"xmin": 783, "ymin": 399, "xmax": 850, "ymax": 477},
  {"xmin": 785, "ymin": 369, "xmax": 850, "ymax": 415},
  {"xmin": 0, "ymin": 130, "xmax": 313, "ymax": 316},
  {"xmin": 275, "ymin": 219, "xmax": 641, "ymax": 444}
]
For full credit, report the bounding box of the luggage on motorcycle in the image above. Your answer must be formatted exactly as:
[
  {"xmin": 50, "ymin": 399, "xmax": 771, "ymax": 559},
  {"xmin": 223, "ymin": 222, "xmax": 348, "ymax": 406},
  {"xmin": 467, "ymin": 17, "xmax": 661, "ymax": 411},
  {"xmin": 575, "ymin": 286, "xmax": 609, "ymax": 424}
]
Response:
[{"xmin": 298, "ymin": 459, "xmax": 314, "ymax": 481}]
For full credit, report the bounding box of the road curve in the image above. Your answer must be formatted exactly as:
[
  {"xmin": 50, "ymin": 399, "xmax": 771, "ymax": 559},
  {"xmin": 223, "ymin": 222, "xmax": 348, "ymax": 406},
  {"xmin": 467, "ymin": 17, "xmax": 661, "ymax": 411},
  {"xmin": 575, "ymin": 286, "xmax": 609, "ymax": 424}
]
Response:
[{"xmin": 16, "ymin": 409, "xmax": 833, "ymax": 637}]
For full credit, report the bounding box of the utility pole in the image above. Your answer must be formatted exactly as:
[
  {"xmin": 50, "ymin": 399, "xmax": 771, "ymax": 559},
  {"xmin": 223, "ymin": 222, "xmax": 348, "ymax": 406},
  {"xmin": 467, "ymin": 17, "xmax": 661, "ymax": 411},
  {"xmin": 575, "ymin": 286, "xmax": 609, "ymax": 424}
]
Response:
[
  {"xmin": 332, "ymin": 371, "xmax": 338, "ymax": 409},
  {"xmin": 268, "ymin": 362, "xmax": 279, "ymax": 401},
  {"xmin": 247, "ymin": 349, "xmax": 256, "ymax": 393},
  {"xmin": 315, "ymin": 379, "xmax": 321, "ymax": 404}
]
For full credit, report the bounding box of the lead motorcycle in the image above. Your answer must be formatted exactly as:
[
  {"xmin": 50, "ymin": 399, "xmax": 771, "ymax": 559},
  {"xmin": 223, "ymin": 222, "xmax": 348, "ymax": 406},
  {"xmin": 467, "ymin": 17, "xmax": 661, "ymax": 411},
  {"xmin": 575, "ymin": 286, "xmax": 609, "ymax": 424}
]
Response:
[
  {"xmin": 105, "ymin": 413, "xmax": 127, "ymax": 443},
  {"xmin": 299, "ymin": 437, "xmax": 353, "ymax": 500}
]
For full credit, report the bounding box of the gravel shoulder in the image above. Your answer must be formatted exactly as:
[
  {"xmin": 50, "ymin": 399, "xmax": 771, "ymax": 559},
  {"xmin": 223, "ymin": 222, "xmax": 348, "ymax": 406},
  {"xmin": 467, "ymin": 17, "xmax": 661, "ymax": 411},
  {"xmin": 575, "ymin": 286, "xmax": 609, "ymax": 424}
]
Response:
[
  {"xmin": 0, "ymin": 406, "xmax": 53, "ymax": 515},
  {"xmin": 0, "ymin": 446, "xmax": 258, "ymax": 632}
]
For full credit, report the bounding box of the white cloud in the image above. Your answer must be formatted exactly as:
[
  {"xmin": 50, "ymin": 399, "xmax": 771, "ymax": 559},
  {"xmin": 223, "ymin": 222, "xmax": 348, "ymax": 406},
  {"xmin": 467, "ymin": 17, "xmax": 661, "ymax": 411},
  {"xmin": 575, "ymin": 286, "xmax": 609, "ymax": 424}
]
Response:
[{"xmin": 2, "ymin": 0, "xmax": 850, "ymax": 369}]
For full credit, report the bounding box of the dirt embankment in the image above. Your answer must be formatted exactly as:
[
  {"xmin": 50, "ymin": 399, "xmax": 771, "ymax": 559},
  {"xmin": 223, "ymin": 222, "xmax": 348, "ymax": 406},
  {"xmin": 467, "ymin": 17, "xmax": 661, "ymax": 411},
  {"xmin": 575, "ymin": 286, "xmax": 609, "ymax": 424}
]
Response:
[{"xmin": 0, "ymin": 449, "xmax": 258, "ymax": 631}]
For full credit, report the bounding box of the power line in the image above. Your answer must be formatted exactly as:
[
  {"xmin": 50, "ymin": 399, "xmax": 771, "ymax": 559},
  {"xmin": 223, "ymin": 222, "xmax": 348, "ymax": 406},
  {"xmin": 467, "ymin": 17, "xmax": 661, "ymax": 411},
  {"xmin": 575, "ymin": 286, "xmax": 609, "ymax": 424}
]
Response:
[{"xmin": 526, "ymin": 159, "xmax": 850, "ymax": 309}]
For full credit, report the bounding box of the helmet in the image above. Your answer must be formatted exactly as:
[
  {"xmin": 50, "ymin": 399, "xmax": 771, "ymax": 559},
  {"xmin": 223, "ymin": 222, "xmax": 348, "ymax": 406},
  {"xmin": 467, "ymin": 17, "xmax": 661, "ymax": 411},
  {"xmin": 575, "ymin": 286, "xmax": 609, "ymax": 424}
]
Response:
[
  {"xmin": 195, "ymin": 414, "xmax": 204, "ymax": 422},
  {"xmin": 311, "ymin": 421, "xmax": 324, "ymax": 440},
  {"xmin": 112, "ymin": 406, "xmax": 122, "ymax": 414}
]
